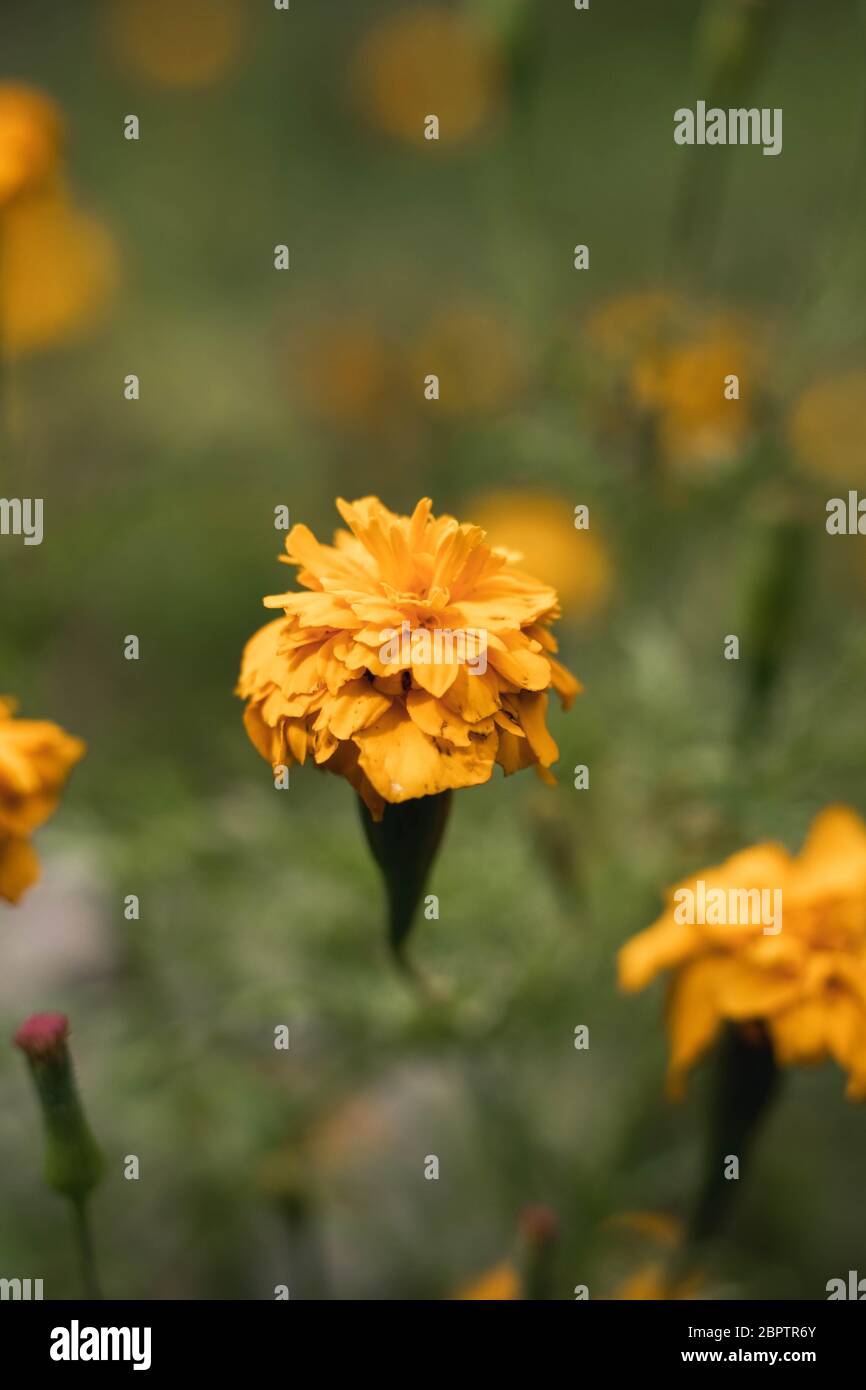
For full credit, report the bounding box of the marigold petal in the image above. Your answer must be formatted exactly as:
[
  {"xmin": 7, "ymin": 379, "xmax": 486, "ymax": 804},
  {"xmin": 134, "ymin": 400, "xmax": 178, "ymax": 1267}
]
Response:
[
  {"xmin": 315, "ymin": 681, "xmax": 391, "ymax": 741},
  {"xmin": 0, "ymin": 835, "xmax": 40, "ymax": 902},
  {"xmin": 665, "ymin": 958, "xmax": 727, "ymax": 1098},
  {"xmin": 515, "ymin": 691, "xmax": 559, "ymax": 767},
  {"xmin": 353, "ymin": 706, "xmax": 495, "ymax": 803},
  {"xmin": 617, "ymin": 913, "xmax": 697, "ymax": 993}
]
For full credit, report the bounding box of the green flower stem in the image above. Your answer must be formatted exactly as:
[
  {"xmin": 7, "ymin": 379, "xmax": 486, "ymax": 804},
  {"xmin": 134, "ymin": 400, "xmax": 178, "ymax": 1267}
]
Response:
[
  {"xmin": 736, "ymin": 509, "xmax": 808, "ymax": 746},
  {"xmin": 669, "ymin": 0, "xmax": 783, "ymax": 279},
  {"xmin": 687, "ymin": 1022, "xmax": 780, "ymax": 1250},
  {"xmin": 358, "ymin": 790, "xmax": 452, "ymax": 982},
  {"xmin": 71, "ymin": 1198, "xmax": 103, "ymax": 1301}
]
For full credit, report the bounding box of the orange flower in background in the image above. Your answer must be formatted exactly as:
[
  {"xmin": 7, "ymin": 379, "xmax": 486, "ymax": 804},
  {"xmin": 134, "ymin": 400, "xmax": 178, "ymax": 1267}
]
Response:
[
  {"xmin": 286, "ymin": 302, "xmax": 526, "ymax": 433},
  {"xmin": 0, "ymin": 84, "xmax": 62, "ymax": 206},
  {"xmin": 454, "ymin": 1261, "xmax": 521, "ymax": 1301},
  {"xmin": 618, "ymin": 807, "xmax": 866, "ymax": 1100},
  {"xmin": 788, "ymin": 367, "xmax": 866, "ymax": 485},
  {"xmin": 0, "ymin": 699, "xmax": 86, "ymax": 904},
  {"xmin": 605, "ymin": 1209, "xmax": 683, "ymax": 1248},
  {"xmin": 237, "ymin": 496, "xmax": 579, "ymax": 820},
  {"xmin": 0, "ymin": 191, "xmax": 118, "ymax": 358},
  {"xmin": 352, "ymin": 5, "xmax": 502, "ymax": 147},
  {"xmin": 584, "ymin": 291, "xmax": 765, "ymax": 473},
  {"xmin": 604, "ymin": 1212, "xmax": 703, "ymax": 1300},
  {"xmin": 102, "ymin": 0, "xmax": 250, "ymax": 90},
  {"xmin": 450, "ymin": 1206, "xmax": 557, "ymax": 1300},
  {"xmin": 631, "ymin": 318, "xmax": 756, "ymax": 468},
  {"xmin": 0, "ymin": 82, "xmax": 117, "ymax": 359},
  {"xmin": 584, "ymin": 289, "xmax": 677, "ymax": 365},
  {"xmin": 469, "ymin": 491, "xmax": 612, "ymax": 620},
  {"xmin": 611, "ymin": 1263, "xmax": 703, "ymax": 1300}
]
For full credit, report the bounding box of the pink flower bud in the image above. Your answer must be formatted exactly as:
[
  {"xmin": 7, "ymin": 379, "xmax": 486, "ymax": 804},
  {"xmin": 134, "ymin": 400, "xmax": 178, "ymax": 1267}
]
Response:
[{"xmin": 14, "ymin": 1011, "xmax": 69, "ymax": 1061}]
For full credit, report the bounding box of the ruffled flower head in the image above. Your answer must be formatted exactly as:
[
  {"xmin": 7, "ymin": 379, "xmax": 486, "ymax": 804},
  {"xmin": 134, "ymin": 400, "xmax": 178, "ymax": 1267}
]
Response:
[
  {"xmin": 238, "ymin": 496, "xmax": 580, "ymax": 819},
  {"xmin": 619, "ymin": 807, "xmax": 866, "ymax": 1100}
]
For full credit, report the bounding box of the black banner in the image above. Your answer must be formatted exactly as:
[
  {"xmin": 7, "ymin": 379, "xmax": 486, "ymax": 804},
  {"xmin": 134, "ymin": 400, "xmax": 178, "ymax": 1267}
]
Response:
[{"xmin": 1, "ymin": 1299, "xmax": 862, "ymax": 1374}]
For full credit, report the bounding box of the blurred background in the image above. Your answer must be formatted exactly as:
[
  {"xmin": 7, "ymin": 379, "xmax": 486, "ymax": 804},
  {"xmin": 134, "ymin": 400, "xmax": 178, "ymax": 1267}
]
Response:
[{"xmin": 2, "ymin": 0, "xmax": 866, "ymax": 1299}]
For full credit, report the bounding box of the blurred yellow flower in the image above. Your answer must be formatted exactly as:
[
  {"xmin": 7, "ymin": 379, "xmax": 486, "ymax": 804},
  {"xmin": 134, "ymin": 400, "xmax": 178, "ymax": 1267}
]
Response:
[
  {"xmin": 450, "ymin": 1206, "xmax": 557, "ymax": 1300},
  {"xmin": 454, "ymin": 1261, "xmax": 521, "ymax": 1300},
  {"xmin": 352, "ymin": 6, "xmax": 501, "ymax": 146},
  {"xmin": 0, "ymin": 190, "xmax": 118, "ymax": 358},
  {"xmin": 618, "ymin": 807, "xmax": 866, "ymax": 1100},
  {"xmin": 287, "ymin": 303, "xmax": 526, "ymax": 432},
  {"xmin": 409, "ymin": 304, "xmax": 525, "ymax": 416},
  {"xmin": 584, "ymin": 290, "xmax": 678, "ymax": 365},
  {"xmin": 0, "ymin": 698, "xmax": 85, "ymax": 904},
  {"xmin": 102, "ymin": 0, "xmax": 250, "ymax": 90},
  {"xmin": 0, "ymin": 84, "xmax": 62, "ymax": 207},
  {"xmin": 287, "ymin": 312, "xmax": 393, "ymax": 433},
  {"xmin": 237, "ymin": 496, "xmax": 579, "ymax": 820},
  {"xmin": 585, "ymin": 292, "xmax": 763, "ymax": 473},
  {"xmin": 605, "ymin": 1210, "xmax": 702, "ymax": 1299},
  {"xmin": 469, "ymin": 490, "xmax": 612, "ymax": 619},
  {"xmin": 632, "ymin": 319, "xmax": 755, "ymax": 469},
  {"xmin": 788, "ymin": 368, "xmax": 866, "ymax": 485},
  {"xmin": 611, "ymin": 1262, "xmax": 703, "ymax": 1300},
  {"xmin": 605, "ymin": 1209, "xmax": 683, "ymax": 1248}
]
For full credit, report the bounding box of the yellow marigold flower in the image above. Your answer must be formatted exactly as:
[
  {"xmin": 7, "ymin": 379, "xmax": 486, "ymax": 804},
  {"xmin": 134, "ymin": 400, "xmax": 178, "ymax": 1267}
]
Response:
[
  {"xmin": 469, "ymin": 490, "xmax": 612, "ymax": 620},
  {"xmin": 454, "ymin": 1261, "xmax": 521, "ymax": 1301},
  {"xmin": 788, "ymin": 367, "xmax": 866, "ymax": 485},
  {"xmin": 351, "ymin": 6, "xmax": 502, "ymax": 147},
  {"xmin": 585, "ymin": 292, "xmax": 764, "ymax": 473},
  {"xmin": 611, "ymin": 1262, "xmax": 703, "ymax": 1300},
  {"xmin": 0, "ymin": 698, "xmax": 86, "ymax": 904},
  {"xmin": 237, "ymin": 496, "xmax": 580, "ymax": 820},
  {"xmin": 604, "ymin": 1211, "xmax": 703, "ymax": 1299},
  {"xmin": 618, "ymin": 807, "xmax": 866, "ymax": 1101},
  {"xmin": 605, "ymin": 1210, "xmax": 683, "ymax": 1248},
  {"xmin": 631, "ymin": 318, "xmax": 756, "ymax": 469},
  {"xmin": 0, "ymin": 84, "xmax": 62, "ymax": 207},
  {"xmin": 450, "ymin": 1207, "xmax": 556, "ymax": 1300}
]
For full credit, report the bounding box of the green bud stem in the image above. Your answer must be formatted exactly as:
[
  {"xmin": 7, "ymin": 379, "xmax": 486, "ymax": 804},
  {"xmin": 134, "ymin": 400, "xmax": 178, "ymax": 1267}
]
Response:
[
  {"xmin": 358, "ymin": 790, "xmax": 452, "ymax": 980},
  {"xmin": 25, "ymin": 1049, "xmax": 104, "ymax": 1203},
  {"xmin": 688, "ymin": 1022, "xmax": 780, "ymax": 1249}
]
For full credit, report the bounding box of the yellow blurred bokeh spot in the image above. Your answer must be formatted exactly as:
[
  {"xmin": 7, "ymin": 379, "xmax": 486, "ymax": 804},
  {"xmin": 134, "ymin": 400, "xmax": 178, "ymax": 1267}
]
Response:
[
  {"xmin": 453, "ymin": 1260, "xmax": 521, "ymax": 1300},
  {"xmin": 0, "ymin": 83, "xmax": 63, "ymax": 207},
  {"xmin": 352, "ymin": 5, "xmax": 501, "ymax": 146},
  {"xmin": 611, "ymin": 1262, "xmax": 703, "ymax": 1300},
  {"xmin": 1, "ymin": 191, "xmax": 118, "ymax": 358},
  {"xmin": 788, "ymin": 367, "xmax": 866, "ymax": 485},
  {"xmin": 631, "ymin": 317, "xmax": 757, "ymax": 470},
  {"xmin": 470, "ymin": 489, "xmax": 613, "ymax": 620},
  {"xmin": 585, "ymin": 291, "xmax": 765, "ymax": 475},
  {"xmin": 102, "ymin": 0, "xmax": 250, "ymax": 90}
]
